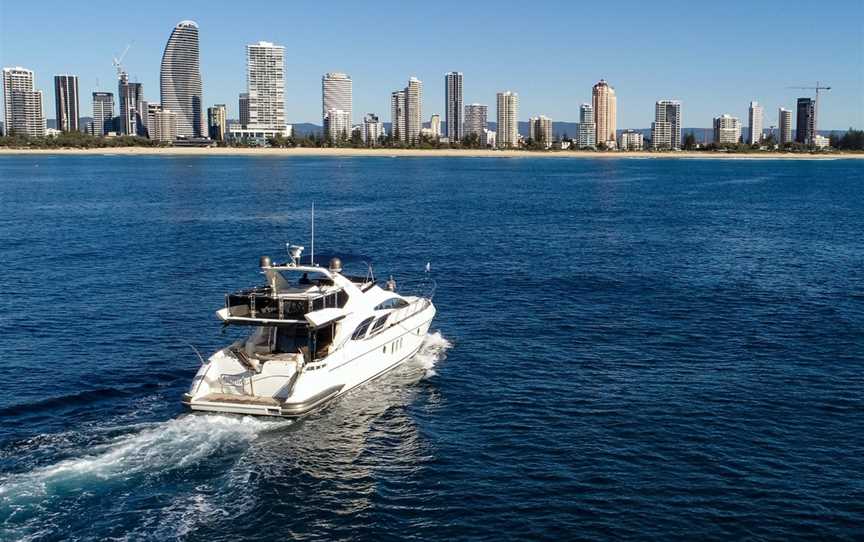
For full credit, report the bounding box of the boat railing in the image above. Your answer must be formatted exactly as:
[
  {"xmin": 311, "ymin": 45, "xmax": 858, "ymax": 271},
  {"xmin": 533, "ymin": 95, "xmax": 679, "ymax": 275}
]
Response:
[{"xmin": 226, "ymin": 288, "xmax": 348, "ymax": 321}]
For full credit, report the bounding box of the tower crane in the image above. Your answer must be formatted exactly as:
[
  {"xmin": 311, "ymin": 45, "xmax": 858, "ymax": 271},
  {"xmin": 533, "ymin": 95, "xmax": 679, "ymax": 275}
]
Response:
[{"xmin": 112, "ymin": 43, "xmax": 132, "ymax": 78}]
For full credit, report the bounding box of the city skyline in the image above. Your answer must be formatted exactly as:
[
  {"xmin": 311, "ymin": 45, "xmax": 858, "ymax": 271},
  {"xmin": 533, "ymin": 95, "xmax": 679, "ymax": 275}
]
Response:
[{"xmin": 0, "ymin": 1, "xmax": 861, "ymax": 130}]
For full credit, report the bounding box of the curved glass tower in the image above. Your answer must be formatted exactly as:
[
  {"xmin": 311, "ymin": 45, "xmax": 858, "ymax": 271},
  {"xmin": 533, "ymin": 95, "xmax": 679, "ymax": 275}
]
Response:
[{"xmin": 160, "ymin": 20, "xmax": 203, "ymax": 138}]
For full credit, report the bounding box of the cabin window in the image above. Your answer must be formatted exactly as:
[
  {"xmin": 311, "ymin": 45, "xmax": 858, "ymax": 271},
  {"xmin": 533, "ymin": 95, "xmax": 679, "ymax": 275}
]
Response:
[
  {"xmin": 351, "ymin": 317, "xmax": 375, "ymax": 340},
  {"xmin": 374, "ymin": 298, "xmax": 410, "ymax": 310},
  {"xmin": 370, "ymin": 315, "xmax": 388, "ymax": 335}
]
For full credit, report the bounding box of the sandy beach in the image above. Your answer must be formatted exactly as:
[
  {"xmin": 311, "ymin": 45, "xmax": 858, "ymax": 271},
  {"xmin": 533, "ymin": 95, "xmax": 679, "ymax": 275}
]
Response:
[{"xmin": 0, "ymin": 146, "xmax": 860, "ymax": 159}]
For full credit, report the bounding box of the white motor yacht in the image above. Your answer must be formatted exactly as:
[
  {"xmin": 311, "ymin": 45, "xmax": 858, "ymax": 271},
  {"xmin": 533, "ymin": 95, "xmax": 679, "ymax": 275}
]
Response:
[{"xmin": 183, "ymin": 245, "xmax": 437, "ymax": 417}]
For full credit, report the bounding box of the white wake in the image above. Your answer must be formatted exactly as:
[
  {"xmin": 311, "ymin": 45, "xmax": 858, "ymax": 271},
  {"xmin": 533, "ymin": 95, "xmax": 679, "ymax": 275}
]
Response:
[{"xmin": 413, "ymin": 331, "xmax": 453, "ymax": 377}]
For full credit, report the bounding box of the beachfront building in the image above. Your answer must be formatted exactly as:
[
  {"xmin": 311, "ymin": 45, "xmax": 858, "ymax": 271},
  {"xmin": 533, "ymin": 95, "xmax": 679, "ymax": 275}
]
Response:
[
  {"xmin": 362, "ymin": 113, "xmax": 384, "ymax": 145},
  {"xmin": 430, "ymin": 113, "xmax": 441, "ymax": 138},
  {"xmin": 207, "ymin": 104, "xmax": 227, "ymax": 141},
  {"xmin": 118, "ymin": 73, "xmax": 145, "ymax": 136},
  {"xmin": 713, "ymin": 114, "xmax": 741, "ymax": 145},
  {"xmin": 748, "ymin": 101, "xmax": 763, "ymax": 145},
  {"xmin": 322, "ymin": 72, "xmax": 352, "ymax": 132},
  {"xmin": 390, "ymin": 90, "xmax": 406, "ymax": 142},
  {"xmin": 528, "ymin": 115, "xmax": 553, "ymax": 148},
  {"xmin": 246, "ymin": 41, "xmax": 287, "ymax": 133},
  {"xmin": 464, "ymin": 103, "xmax": 488, "ymax": 144},
  {"xmin": 324, "ymin": 108, "xmax": 351, "ymax": 141},
  {"xmin": 813, "ymin": 134, "xmax": 830, "ymax": 149},
  {"xmin": 496, "ymin": 91, "xmax": 519, "ymax": 148},
  {"xmin": 796, "ymin": 97, "xmax": 816, "ymax": 145},
  {"xmin": 651, "ymin": 99, "xmax": 681, "ymax": 150},
  {"xmin": 618, "ymin": 129, "xmax": 644, "ymax": 150},
  {"xmin": 445, "ymin": 71, "xmax": 463, "ymax": 141},
  {"xmin": 577, "ymin": 103, "xmax": 596, "ymax": 148},
  {"xmin": 2, "ymin": 66, "xmax": 45, "ymax": 137},
  {"xmin": 484, "ymin": 129, "xmax": 496, "ymax": 148},
  {"xmin": 91, "ymin": 92, "xmax": 114, "ymax": 136},
  {"xmin": 160, "ymin": 20, "xmax": 204, "ymax": 138},
  {"xmin": 779, "ymin": 107, "xmax": 793, "ymax": 145},
  {"xmin": 592, "ymin": 79, "xmax": 617, "ymax": 148},
  {"xmin": 405, "ymin": 77, "xmax": 422, "ymax": 143},
  {"xmin": 146, "ymin": 103, "xmax": 178, "ymax": 142},
  {"xmin": 54, "ymin": 74, "xmax": 79, "ymax": 132}
]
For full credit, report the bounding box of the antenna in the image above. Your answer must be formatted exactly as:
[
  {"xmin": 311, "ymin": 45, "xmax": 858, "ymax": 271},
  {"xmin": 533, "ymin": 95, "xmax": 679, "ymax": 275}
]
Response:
[{"xmin": 310, "ymin": 202, "xmax": 315, "ymax": 266}]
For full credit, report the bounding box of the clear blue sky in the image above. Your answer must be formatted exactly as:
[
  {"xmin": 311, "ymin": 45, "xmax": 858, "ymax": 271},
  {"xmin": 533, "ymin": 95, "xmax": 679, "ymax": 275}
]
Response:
[{"xmin": 1, "ymin": 0, "xmax": 862, "ymax": 129}]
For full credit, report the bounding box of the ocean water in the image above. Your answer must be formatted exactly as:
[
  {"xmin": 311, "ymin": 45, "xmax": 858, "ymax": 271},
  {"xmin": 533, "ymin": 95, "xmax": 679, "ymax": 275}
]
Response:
[{"xmin": 0, "ymin": 155, "xmax": 862, "ymax": 541}]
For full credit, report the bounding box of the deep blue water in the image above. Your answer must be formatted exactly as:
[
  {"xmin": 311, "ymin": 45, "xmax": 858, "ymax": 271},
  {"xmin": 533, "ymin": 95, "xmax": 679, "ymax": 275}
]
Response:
[{"xmin": 0, "ymin": 155, "xmax": 863, "ymax": 541}]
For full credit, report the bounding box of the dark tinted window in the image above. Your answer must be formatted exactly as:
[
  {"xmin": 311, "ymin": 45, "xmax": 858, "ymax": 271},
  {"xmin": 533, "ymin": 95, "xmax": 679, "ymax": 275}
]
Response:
[
  {"xmin": 351, "ymin": 317, "xmax": 375, "ymax": 340},
  {"xmin": 370, "ymin": 315, "xmax": 389, "ymax": 334},
  {"xmin": 374, "ymin": 298, "xmax": 409, "ymax": 310}
]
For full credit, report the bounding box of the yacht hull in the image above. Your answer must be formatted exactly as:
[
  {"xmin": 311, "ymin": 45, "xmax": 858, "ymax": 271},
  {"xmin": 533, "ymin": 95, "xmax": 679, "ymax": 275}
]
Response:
[{"xmin": 183, "ymin": 303, "xmax": 435, "ymax": 417}]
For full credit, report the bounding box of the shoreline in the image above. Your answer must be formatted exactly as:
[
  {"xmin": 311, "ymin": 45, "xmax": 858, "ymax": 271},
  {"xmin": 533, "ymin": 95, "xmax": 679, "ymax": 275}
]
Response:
[{"xmin": 0, "ymin": 146, "xmax": 861, "ymax": 160}]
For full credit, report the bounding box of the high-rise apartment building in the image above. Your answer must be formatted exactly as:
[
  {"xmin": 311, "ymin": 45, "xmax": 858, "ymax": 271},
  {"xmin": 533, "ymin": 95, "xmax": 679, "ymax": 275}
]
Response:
[
  {"xmin": 324, "ymin": 108, "xmax": 351, "ymax": 140},
  {"xmin": 592, "ymin": 79, "xmax": 617, "ymax": 147},
  {"xmin": 54, "ymin": 75, "xmax": 79, "ymax": 132},
  {"xmin": 464, "ymin": 103, "xmax": 488, "ymax": 141},
  {"xmin": 146, "ymin": 103, "xmax": 178, "ymax": 142},
  {"xmin": 779, "ymin": 107, "xmax": 793, "ymax": 145},
  {"xmin": 160, "ymin": 20, "xmax": 203, "ymax": 138},
  {"xmin": 713, "ymin": 114, "xmax": 741, "ymax": 144},
  {"xmin": 207, "ymin": 104, "xmax": 227, "ymax": 141},
  {"xmin": 577, "ymin": 103, "xmax": 596, "ymax": 148},
  {"xmin": 529, "ymin": 115, "xmax": 552, "ymax": 147},
  {"xmin": 238, "ymin": 93, "xmax": 250, "ymax": 126},
  {"xmin": 430, "ymin": 114, "xmax": 441, "ymax": 138},
  {"xmin": 390, "ymin": 90, "xmax": 406, "ymax": 141},
  {"xmin": 405, "ymin": 77, "xmax": 422, "ymax": 143},
  {"xmin": 322, "ymin": 72, "xmax": 352, "ymax": 130},
  {"xmin": 748, "ymin": 101, "xmax": 763, "ymax": 145},
  {"xmin": 796, "ymin": 98, "xmax": 816, "ymax": 145},
  {"xmin": 496, "ymin": 91, "xmax": 519, "ymax": 148},
  {"xmin": 445, "ymin": 71, "xmax": 463, "ymax": 141},
  {"xmin": 91, "ymin": 92, "xmax": 114, "ymax": 136},
  {"xmin": 651, "ymin": 100, "xmax": 681, "ymax": 150},
  {"xmin": 362, "ymin": 113, "xmax": 384, "ymax": 145},
  {"xmin": 2, "ymin": 67, "xmax": 45, "ymax": 137},
  {"xmin": 246, "ymin": 41, "xmax": 286, "ymax": 130}
]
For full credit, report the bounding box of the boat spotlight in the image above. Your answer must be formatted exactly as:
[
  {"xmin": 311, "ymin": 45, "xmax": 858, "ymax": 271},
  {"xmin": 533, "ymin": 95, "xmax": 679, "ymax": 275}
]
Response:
[
  {"xmin": 259, "ymin": 255, "xmax": 272, "ymax": 269},
  {"xmin": 329, "ymin": 257, "xmax": 342, "ymax": 273},
  {"xmin": 287, "ymin": 244, "xmax": 304, "ymax": 265}
]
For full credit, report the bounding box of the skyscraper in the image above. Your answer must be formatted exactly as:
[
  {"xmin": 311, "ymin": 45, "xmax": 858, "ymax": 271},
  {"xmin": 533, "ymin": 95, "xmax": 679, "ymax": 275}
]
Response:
[
  {"xmin": 592, "ymin": 79, "xmax": 617, "ymax": 147},
  {"xmin": 464, "ymin": 103, "xmax": 488, "ymax": 141},
  {"xmin": 246, "ymin": 41, "xmax": 286, "ymax": 131},
  {"xmin": 118, "ymin": 73, "xmax": 144, "ymax": 136},
  {"xmin": 577, "ymin": 103, "xmax": 595, "ymax": 148},
  {"xmin": 713, "ymin": 114, "xmax": 741, "ymax": 144},
  {"xmin": 529, "ymin": 115, "xmax": 552, "ymax": 147},
  {"xmin": 91, "ymin": 92, "xmax": 114, "ymax": 136},
  {"xmin": 796, "ymin": 97, "xmax": 816, "ymax": 145},
  {"xmin": 779, "ymin": 107, "xmax": 793, "ymax": 145},
  {"xmin": 748, "ymin": 101, "xmax": 763, "ymax": 145},
  {"xmin": 390, "ymin": 90, "xmax": 406, "ymax": 141},
  {"xmin": 445, "ymin": 71, "xmax": 463, "ymax": 141},
  {"xmin": 2, "ymin": 67, "xmax": 45, "ymax": 137},
  {"xmin": 405, "ymin": 77, "xmax": 422, "ymax": 143},
  {"xmin": 238, "ymin": 93, "xmax": 250, "ymax": 126},
  {"xmin": 160, "ymin": 20, "xmax": 204, "ymax": 138},
  {"xmin": 54, "ymin": 75, "xmax": 79, "ymax": 132},
  {"xmin": 207, "ymin": 104, "xmax": 227, "ymax": 141},
  {"xmin": 322, "ymin": 72, "xmax": 352, "ymax": 130},
  {"xmin": 652, "ymin": 100, "xmax": 681, "ymax": 150},
  {"xmin": 496, "ymin": 91, "xmax": 519, "ymax": 148}
]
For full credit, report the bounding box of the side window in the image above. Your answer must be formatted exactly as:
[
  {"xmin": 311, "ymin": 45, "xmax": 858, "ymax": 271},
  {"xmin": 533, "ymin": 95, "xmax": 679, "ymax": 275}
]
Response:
[
  {"xmin": 351, "ymin": 317, "xmax": 374, "ymax": 340},
  {"xmin": 370, "ymin": 315, "xmax": 388, "ymax": 335},
  {"xmin": 375, "ymin": 298, "xmax": 410, "ymax": 310}
]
